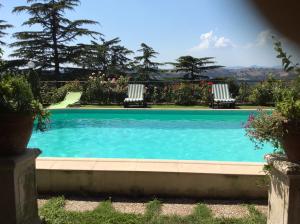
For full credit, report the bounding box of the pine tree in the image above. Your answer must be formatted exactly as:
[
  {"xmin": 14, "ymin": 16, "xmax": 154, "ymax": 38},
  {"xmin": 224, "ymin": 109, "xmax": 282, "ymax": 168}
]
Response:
[
  {"xmin": 170, "ymin": 56, "xmax": 223, "ymax": 80},
  {"xmin": 0, "ymin": 3, "xmax": 13, "ymax": 61},
  {"xmin": 73, "ymin": 37, "xmax": 133, "ymax": 77},
  {"xmin": 11, "ymin": 0, "xmax": 100, "ymax": 79},
  {"xmin": 134, "ymin": 43, "xmax": 160, "ymax": 81}
]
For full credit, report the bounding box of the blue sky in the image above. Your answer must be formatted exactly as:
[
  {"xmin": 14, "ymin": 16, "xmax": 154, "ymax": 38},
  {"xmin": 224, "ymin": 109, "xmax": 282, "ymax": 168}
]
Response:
[{"xmin": 1, "ymin": 0, "xmax": 299, "ymax": 67}]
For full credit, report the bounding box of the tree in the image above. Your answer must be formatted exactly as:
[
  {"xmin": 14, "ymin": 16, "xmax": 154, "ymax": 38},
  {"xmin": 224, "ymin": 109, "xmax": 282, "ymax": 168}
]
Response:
[
  {"xmin": 134, "ymin": 43, "xmax": 160, "ymax": 81},
  {"xmin": 0, "ymin": 3, "xmax": 13, "ymax": 67},
  {"xmin": 73, "ymin": 37, "xmax": 133, "ymax": 77},
  {"xmin": 170, "ymin": 56, "xmax": 223, "ymax": 80},
  {"xmin": 11, "ymin": 0, "xmax": 100, "ymax": 79},
  {"xmin": 109, "ymin": 42, "xmax": 133, "ymax": 77}
]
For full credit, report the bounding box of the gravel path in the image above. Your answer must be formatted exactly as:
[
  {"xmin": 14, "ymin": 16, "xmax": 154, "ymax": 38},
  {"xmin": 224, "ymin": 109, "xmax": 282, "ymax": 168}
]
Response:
[
  {"xmin": 38, "ymin": 197, "xmax": 267, "ymax": 218},
  {"xmin": 161, "ymin": 203, "xmax": 196, "ymax": 216},
  {"xmin": 113, "ymin": 202, "xmax": 146, "ymax": 214},
  {"xmin": 65, "ymin": 200, "xmax": 100, "ymax": 212}
]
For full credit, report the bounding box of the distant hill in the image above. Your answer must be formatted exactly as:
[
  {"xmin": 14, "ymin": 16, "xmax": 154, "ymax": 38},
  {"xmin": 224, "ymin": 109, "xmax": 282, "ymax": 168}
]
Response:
[{"xmin": 154, "ymin": 67, "xmax": 295, "ymax": 81}]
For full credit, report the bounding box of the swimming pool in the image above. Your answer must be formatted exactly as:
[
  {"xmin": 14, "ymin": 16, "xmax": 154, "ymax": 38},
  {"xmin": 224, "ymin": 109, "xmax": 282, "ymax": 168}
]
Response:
[{"xmin": 28, "ymin": 109, "xmax": 272, "ymax": 162}]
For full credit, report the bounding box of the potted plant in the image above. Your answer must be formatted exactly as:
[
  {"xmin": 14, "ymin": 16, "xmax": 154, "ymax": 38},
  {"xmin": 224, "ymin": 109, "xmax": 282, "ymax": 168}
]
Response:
[
  {"xmin": 0, "ymin": 74, "xmax": 49, "ymax": 155},
  {"xmin": 245, "ymin": 98, "xmax": 300, "ymax": 162},
  {"xmin": 245, "ymin": 39, "xmax": 300, "ymax": 163}
]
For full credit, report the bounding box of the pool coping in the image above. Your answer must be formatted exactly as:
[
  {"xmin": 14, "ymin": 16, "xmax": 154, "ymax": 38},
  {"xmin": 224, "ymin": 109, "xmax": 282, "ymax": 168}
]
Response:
[
  {"xmin": 36, "ymin": 157, "xmax": 265, "ymax": 176},
  {"xmin": 36, "ymin": 158, "xmax": 267, "ymax": 199},
  {"xmin": 50, "ymin": 107, "xmax": 273, "ymax": 111}
]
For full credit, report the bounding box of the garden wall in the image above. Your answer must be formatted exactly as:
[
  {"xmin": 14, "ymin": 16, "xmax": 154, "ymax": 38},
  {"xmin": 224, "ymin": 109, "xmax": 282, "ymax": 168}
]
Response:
[{"xmin": 36, "ymin": 158, "xmax": 268, "ymax": 199}]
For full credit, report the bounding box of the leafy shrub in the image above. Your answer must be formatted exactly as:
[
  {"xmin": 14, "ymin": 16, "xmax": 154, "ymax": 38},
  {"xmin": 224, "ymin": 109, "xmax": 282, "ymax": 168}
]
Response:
[
  {"xmin": 237, "ymin": 82, "xmax": 252, "ymax": 103},
  {"xmin": 113, "ymin": 75, "xmax": 130, "ymax": 102},
  {"xmin": 246, "ymin": 38, "xmax": 300, "ymax": 155},
  {"xmin": 0, "ymin": 74, "xmax": 49, "ymax": 131},
  {"xmin": 245, "ymin": 82, "xmax": 300, "ymax": 153},
  {"xmin": 197, "ymin": 81, "xmax": 213, "ymax": 103},
  {"xmin": 151, "ymin": 86, "xmax": 160, "ymax": 104},
  {"xmin": 173, "ymin": 83, "xmax": 197, "ymax": 105},
  {"xmin": 51, "ymin": 80, "xmax": 83, "ymax": 103},
  {"xmin": 249, "ymin": 75, "xmax": 283, "ymax": 105},
  {"xmin": 161, "ymin": 85, "xmax": 174, "ymax": 103},
  {"xmin": 40, "ymin": 83, "xmax": 57, "ymax": 105},
  {"xmin": 227, "ymin": 77, "xmax": 240, "ymax": 98},
  {"xmin": 147, "ymin": 84, "xmax": 172, "ymax": 103},
  {"xmin": 41, "ymin": 81, "xmax": 83, "ymax": 104},
  {"xmin": 82, "ymin": 73, "xmax": 129, "ymax": 104},
  {"xmin": 245, "ymin": 110, "xmax": 286, "ymax": 151}
]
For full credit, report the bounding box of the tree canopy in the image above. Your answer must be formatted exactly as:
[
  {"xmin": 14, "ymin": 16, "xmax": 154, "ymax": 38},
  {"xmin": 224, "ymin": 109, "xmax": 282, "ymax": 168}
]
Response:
[
  {"xmin": 170, "ymin": 56, "xmax": 223, "ymax": 80},
  {"xmin": 1, "ymin": 1, "xmax": 225, "ymax": 82},
  {"xmin": 73, "ymin": 37, "xmax": 133, "ymax": 77},
  {"xmin": 134, "ymin": 43, "xmax": 160, "ymax": 81},
  {"xmin": 10, "ymin": 0, "xmax": 100, "ymax": 78}
]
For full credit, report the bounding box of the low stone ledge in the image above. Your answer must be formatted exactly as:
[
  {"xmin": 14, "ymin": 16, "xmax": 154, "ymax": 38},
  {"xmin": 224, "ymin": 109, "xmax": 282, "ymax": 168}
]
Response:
[
  {"xmin": 265, "ymin": 154, "xmax": 300, "ymax": 175},
  {"xmin": 36, "ymin": 158, "xmax": 267, "ymax": 199}
]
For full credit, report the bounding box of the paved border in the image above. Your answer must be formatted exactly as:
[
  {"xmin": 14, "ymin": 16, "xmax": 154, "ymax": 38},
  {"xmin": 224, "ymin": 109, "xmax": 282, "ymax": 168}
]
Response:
[
  {"xmin": 36, "ymin": 158, "xmax": 267, "ymax": 199},
  {"xmin": 50, "ymin": 107, "xmax": 272, "ymax": 111}
]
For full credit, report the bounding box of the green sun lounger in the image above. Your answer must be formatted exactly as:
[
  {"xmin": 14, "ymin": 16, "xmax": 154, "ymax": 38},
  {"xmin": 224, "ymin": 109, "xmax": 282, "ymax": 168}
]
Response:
[
  {"xmin": 212, "ymin": 84, "xmax": 235, "ymax": 108},
  {"xmin": 124, "ymin": 84, "xmax": 146, "ymax": 108},
  {"xmin": 48, "ymin": 92, "xmax": 82, "ymax": 109}
]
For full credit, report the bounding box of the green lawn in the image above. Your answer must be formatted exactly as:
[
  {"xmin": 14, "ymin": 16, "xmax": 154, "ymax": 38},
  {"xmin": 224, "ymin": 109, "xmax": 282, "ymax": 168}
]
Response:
[
  {"xmin": 40, "ymin": 197, "xmax": 266, "ymax": 224},
  {"xmin": 79, "ymin": 104, "xmax": 273, "ymax": 110}
]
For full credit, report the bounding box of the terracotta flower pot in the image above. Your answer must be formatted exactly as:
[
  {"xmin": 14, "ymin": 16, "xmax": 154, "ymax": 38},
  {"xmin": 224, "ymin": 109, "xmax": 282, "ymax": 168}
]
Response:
[
  {"xmin": 0, "ymin": 114, "xmax": 34, "ymax": 156},
  {"xmin": 281, "ymin": 126, "xmax": 300, "ymax": 163}
]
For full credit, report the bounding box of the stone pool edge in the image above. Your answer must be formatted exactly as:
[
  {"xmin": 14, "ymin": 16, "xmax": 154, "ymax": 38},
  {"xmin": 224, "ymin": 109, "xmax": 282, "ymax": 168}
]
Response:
[
  {"xmin": 36, "ymin": 158, "xmax": 268, "ymax": 199},
  {"xmin": 49, "ymin": 107, "xmax": 273, "ymax": 111}
]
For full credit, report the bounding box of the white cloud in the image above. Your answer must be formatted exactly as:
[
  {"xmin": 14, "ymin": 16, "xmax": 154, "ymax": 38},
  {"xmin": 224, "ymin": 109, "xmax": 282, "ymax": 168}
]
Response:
[
  {"xmin": 257, "ymin": 30, "xmax": 272, "ymax": 46},
  {"xmin": 190, "ymin": 31, "xmax": 234, "ymax": 51},
  {"xmin": 245, "ymin": 30, "xmax": 273, "ymax": 48},
  {"xmin": 214, "ymin": 37, "xmax": 233, "ymax": 48},
  {"xmin": 193, "ymin": 31, "xmax": 214, "ymax": 50}
]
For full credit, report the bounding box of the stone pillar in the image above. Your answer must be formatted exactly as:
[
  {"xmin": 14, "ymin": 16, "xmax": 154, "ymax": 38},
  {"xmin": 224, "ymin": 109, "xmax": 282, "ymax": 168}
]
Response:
[
  {"xmin": 0, "ymin": 149, "xmax": 41, "ymax": 224},
  {"xmin": 266, "ymin": 155, "xmax": 300, "ymax": 224}
]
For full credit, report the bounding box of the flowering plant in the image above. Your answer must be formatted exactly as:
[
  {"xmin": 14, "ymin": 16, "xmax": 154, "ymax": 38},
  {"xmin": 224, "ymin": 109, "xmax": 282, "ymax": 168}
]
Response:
[
  {"xmin": 245, "ymin": 110, "xmax": 287, "ymax": 152},
  {"xmin": 245, "ymin": 87, "xmax": 300, "ymax": 153},
  {"xmin": 83, "ymin": 72, "xmax": 129, "ymax": 104}
]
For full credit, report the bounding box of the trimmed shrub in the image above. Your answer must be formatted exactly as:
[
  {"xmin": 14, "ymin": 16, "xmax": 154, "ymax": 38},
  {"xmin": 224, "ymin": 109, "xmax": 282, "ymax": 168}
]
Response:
[{"xmin": 249, "ymin": 75, "xmax": 283, "ymax": 106}]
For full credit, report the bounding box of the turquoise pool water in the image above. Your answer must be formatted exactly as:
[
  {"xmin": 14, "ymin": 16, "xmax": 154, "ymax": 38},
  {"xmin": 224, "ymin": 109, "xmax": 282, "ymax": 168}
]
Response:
[{"xmin": 28, "ymin": 109, "xmax": 272, "ymax": 162}]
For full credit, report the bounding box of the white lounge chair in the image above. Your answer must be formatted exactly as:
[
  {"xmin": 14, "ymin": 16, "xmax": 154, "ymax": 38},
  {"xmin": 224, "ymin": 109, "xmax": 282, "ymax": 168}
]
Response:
[
  {"xmin": 212, "ymin": 84, "xmax": 235, "ymax": 108},
  {"xmin": 124, "ymin": 84, "xmax": 146, "ymax": 108}
]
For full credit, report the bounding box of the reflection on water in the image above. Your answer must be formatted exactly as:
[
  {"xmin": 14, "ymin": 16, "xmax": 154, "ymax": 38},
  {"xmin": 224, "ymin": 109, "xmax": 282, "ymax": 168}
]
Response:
[{"xmin": 51, "ymin": 119, "xmax": 243, "ymax": 130}]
